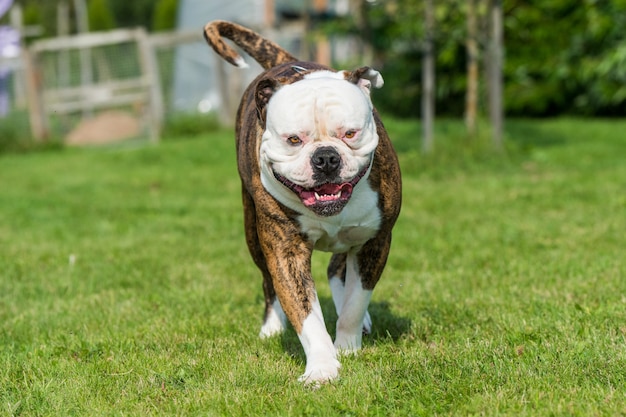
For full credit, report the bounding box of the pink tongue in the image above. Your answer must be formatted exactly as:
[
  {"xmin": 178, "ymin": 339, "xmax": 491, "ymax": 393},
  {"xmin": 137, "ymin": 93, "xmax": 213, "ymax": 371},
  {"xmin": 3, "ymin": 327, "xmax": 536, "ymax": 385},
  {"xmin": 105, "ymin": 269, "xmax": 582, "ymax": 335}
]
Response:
[
  {"xmin": 317, "ymin": 183, "xmax": 342, "ymax": 194},
  {"xmin": 300, "ymin": 183, "xmax": 353, "ymax": 206}
]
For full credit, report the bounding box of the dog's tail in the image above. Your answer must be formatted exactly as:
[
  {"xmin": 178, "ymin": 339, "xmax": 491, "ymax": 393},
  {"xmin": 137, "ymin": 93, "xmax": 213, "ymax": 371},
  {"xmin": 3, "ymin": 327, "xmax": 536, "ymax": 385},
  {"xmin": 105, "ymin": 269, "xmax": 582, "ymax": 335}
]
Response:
[{"xmin": 203, "ymin": 20, "xmax": 298, "ymax": 70}]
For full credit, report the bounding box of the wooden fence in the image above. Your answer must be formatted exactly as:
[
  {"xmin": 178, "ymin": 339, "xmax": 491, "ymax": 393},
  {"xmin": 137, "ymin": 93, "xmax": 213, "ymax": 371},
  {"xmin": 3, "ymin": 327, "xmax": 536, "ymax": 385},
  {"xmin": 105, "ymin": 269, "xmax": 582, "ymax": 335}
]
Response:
[{"xmin": 24, "ymin": 28, "xmax": 202, "ymax": 142}]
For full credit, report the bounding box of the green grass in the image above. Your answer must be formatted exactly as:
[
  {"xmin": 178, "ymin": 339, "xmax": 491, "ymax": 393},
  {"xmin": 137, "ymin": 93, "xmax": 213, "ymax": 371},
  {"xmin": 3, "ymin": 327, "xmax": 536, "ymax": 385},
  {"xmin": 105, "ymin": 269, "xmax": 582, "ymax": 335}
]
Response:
[{"xmin": 1, "ymin": 118, "xmax": 625, "ymax": 416}]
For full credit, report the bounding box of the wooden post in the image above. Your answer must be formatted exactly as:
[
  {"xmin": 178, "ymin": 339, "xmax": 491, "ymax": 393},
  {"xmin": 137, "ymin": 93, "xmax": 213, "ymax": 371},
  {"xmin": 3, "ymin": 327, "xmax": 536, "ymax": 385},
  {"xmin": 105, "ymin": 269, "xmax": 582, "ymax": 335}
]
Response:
[
  {"xmin": 136, "ymin": 28, "xmax": 163, "ymax": 142},
  {"xmin": 57, "ymin": 2, "xmax": 70, "ymax": 88},
  {"xmin": 422, "ymin": 0, "xmax": 435, "ymax": 153},
  {"xmin": 487, "ymin": 0, "xmax": 503, "ymax": 149},
  {"xmin": 465, "ymin": 0, "xmax": 479, "ymax": 136},
  {"xmin": 23, "ymin": 50, "xmax": 49, "ymax": 141}
]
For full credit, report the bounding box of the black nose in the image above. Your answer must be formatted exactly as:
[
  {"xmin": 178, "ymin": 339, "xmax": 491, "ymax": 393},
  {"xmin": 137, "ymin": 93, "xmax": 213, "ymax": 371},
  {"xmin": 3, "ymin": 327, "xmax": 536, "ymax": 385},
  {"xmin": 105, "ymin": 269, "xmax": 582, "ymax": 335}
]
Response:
[{"xmin": 311, "ymin": 146, "xmax": 341, "ymax": 174}]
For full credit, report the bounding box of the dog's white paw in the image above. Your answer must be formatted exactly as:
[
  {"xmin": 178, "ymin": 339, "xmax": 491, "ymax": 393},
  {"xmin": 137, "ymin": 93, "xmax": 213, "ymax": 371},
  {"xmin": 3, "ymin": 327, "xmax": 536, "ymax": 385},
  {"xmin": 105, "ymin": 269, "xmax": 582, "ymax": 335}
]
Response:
[
  {"xmin": 334, "ymin": 332, "xmax": 362, "ymax": 355},
  {"xmin": 259, "ymin": 300, "xmax": 286, "ymax": 339},
  {"xmin": 362, "ymin": 310, "xmax": 372, "ymax": 335},
  {"xmin": 298, "ymin": 354, "xmax": 341, "ymax": 385},
  {"xmin": 259, "ymin": 320, "xmax": 285, "ymax": 339},
  {"xmin": 334, "ymin": 310, "xmax": 371, "ymax": 354}
]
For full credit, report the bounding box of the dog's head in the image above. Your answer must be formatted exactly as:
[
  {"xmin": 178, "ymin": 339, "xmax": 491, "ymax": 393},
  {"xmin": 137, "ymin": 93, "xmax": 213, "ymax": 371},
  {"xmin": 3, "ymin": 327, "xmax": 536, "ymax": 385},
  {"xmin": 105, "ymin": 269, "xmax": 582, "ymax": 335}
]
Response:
[{"xmin": 257, "ymin": 67, "xmax": 384, "ymax": 217}]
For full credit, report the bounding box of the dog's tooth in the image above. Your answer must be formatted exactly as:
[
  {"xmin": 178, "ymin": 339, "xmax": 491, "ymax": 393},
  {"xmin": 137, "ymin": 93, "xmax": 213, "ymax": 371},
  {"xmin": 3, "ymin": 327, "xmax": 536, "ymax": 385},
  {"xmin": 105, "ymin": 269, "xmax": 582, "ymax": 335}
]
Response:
[{"xmin": 315, "ymin": 192, "xmax": 321, "ymax": 200}]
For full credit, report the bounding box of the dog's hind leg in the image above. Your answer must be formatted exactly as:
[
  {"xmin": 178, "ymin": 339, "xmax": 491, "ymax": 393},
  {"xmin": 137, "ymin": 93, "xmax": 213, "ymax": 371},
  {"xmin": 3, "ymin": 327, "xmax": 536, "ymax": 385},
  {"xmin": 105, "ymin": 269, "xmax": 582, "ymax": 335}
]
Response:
[
  {"xmin": 259, "ymin": 283, "xmax": 286, "ymax": 339},
  {"xmin": 328, "ymin": 253, "xmax": 372, "ymax": 339},
  {"xmin": 334, "ymin": 231, "xmax": 393, "ymax": 352},
  {"xmin": 332, "ymin": 251, "xmax": 373, "ymax": 353},
  {"xmin": 327, "ymin": 253, "xmax": 347, "ymax": 316}
]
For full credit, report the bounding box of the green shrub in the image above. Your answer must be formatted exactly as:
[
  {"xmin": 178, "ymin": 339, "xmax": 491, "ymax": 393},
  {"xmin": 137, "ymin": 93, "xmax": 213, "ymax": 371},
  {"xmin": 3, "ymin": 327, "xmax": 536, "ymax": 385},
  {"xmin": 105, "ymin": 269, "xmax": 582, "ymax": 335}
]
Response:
[
  {"xmin": 88, "ymin": 0, "xmax": 116, "ymax": 31},
  {"xmin": 152, "ymin": 0, "xmax": 178, "ymax": 32}
]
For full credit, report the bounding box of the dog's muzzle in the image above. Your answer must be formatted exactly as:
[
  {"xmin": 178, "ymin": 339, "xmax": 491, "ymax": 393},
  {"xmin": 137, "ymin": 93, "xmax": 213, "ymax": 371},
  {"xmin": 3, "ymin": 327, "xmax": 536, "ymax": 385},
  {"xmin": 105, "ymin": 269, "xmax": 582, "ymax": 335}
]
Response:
[{"xmin": 273, "ymin": 155, "xmax": 371, "ymax": 217}]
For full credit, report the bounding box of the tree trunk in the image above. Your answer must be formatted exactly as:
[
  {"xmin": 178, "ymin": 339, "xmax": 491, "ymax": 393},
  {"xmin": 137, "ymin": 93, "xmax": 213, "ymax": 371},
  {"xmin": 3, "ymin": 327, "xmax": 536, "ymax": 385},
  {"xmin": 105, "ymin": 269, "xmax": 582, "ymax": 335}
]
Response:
[
  {"xmin": 422, "ymin": 0, "xmax": 435, "ymax": 153},
  {"xmin": 487, "ymin": 0, "xmax": 504, "ymax": 149},
  {"xmin": 312, "ymin": 0, "xmax": 331, "ymax": 65},
  {"xmin": 465, "ymin": 0, "xmax": 479, "ymax": 136},
  {"xmin": 264, "ymin": 0, "xmax": 275, "ymax": 28}
]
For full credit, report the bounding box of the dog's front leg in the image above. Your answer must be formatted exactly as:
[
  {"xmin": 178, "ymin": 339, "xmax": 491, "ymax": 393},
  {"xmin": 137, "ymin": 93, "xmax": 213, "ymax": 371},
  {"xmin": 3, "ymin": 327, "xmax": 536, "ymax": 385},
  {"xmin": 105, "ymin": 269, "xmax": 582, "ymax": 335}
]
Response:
[
  {"xmin": 296, "ymin": 295, "xmax": 340, "ymax": 383},
  {"xmin": 257, "ymin": 214, "xmax": 340, "ymax": 384}
]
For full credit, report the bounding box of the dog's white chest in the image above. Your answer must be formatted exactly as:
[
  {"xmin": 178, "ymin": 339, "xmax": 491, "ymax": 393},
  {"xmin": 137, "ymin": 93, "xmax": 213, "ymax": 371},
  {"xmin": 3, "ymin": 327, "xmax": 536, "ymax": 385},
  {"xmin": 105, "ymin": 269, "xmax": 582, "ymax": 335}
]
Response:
[{"xmin": 298, "ymin": 183, "xmax": 381, "ymax": 253}]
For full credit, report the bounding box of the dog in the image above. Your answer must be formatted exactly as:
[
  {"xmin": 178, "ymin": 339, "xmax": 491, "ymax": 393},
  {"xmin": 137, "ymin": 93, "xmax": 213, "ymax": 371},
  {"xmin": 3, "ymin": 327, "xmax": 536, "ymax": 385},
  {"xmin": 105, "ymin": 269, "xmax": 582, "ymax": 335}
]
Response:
[{"xmin": 203, "ymin": 20, "xmax": 401, "ymax": 384}]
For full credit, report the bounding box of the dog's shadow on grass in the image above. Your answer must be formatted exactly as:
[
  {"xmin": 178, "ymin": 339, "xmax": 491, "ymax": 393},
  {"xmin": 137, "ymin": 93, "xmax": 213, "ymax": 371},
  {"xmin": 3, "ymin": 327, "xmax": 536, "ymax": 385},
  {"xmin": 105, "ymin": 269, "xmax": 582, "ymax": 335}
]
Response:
[{"xmin": 279, "ymin": 297, "xmax": 412, "ymax": 361}]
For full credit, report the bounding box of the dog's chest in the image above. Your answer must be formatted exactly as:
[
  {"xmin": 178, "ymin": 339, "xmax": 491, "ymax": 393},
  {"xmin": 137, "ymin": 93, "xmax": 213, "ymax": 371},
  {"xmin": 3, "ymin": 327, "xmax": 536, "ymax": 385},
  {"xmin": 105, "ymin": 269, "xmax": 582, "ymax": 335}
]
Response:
[{"xmin": 298, "ymin": 184, "xmax": 381, "ymax": 253}]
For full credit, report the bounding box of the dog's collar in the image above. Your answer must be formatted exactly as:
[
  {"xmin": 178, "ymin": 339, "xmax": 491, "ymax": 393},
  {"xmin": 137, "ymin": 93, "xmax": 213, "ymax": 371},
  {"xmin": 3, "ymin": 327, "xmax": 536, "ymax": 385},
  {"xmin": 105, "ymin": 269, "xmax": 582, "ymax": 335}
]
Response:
[
  {"xmin": 291, "ymin": 65, "xmax": 308, "ymax": 74},
  {"xmin": 272, "ymin": 65, "xmax": 314, "ymax": 83},
  {"xmin": 271, "ymin": 63, "xmax": 330, "ymax": 85}
]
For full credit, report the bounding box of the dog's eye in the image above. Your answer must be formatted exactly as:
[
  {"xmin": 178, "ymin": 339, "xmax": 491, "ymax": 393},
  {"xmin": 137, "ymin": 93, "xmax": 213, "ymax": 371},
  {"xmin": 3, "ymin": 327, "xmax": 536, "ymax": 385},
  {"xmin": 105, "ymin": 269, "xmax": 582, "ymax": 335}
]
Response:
[
  {"xmin": 286, "ymin": 135, "xmax": 302, "ymax": 145},
  {"xmin": 344, "ymin": 130, "xmax": 357, "ymax": 139}
]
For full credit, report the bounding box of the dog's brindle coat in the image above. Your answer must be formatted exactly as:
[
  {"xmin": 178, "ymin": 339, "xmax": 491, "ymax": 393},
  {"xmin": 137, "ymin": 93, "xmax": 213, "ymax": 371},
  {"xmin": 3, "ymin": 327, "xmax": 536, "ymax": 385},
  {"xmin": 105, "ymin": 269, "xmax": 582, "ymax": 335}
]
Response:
[{"xmin": 204, "ymin": 20, "xmax": 401, "ymax": 381}]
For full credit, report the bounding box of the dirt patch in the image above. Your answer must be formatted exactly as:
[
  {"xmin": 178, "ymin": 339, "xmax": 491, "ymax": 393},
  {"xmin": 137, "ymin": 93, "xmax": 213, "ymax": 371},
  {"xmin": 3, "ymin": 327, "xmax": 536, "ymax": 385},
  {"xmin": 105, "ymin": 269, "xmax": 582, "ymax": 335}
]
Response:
[{"xmin": 65, "ymin": 111, "xmax": 141, "ymax": 146}]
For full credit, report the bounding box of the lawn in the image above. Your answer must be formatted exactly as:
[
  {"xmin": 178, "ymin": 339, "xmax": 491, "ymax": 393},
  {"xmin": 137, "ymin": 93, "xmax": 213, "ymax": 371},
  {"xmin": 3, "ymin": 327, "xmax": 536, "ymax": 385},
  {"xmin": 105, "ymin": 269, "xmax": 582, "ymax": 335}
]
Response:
[{"xmin": 1, "ymin": 118, "xmax": 625, "ymax": 416}]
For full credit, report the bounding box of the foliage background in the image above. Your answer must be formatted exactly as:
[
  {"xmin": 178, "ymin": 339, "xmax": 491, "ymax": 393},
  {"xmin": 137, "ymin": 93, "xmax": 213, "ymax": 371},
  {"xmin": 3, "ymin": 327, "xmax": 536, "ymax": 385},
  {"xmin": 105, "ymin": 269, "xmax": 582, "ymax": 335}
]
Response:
[
  {"xmin": 6, "ymin": 0, "xmax": 626, "ymax": 117},
  {"xmin": 328, "ymin": 0, "xmax": 626, "ymax": 118}
]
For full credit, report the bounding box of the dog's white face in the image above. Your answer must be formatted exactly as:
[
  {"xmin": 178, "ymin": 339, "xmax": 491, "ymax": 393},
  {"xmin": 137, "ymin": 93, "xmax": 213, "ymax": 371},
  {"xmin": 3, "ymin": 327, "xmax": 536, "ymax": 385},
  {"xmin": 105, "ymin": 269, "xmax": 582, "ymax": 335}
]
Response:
[{"xmin": 259, "ymin": 71, "xmax": 381, "ymax": 217}]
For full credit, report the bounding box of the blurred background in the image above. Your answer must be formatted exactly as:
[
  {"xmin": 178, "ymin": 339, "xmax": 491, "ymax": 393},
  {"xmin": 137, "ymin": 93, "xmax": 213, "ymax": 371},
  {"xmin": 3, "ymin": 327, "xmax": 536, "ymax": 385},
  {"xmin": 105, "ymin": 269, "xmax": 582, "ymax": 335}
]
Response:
[{"xmin": 0, "ymin": 0, "xmax": 625, "ymax": 149}]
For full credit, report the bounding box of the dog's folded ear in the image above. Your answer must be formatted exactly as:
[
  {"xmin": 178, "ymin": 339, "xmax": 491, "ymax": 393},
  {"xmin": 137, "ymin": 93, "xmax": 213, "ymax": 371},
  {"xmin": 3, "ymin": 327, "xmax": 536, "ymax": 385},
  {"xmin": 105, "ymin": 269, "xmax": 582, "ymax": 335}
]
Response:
[
  {"xmin": 255, "ymin": 78, "xmax": 281, "ymax": 124},
  {"xmin": 343, "ymin": 67, "xmax": 384, "ymax": 96}
]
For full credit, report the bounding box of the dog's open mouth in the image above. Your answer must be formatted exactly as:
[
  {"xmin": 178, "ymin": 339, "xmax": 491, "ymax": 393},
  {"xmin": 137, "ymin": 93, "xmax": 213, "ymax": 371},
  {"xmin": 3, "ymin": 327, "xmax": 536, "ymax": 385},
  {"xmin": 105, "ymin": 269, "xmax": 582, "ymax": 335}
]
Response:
[{"xmin": 273, "ymin": 164, "xmax": 370, "ymax": 216}]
